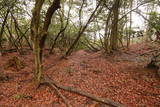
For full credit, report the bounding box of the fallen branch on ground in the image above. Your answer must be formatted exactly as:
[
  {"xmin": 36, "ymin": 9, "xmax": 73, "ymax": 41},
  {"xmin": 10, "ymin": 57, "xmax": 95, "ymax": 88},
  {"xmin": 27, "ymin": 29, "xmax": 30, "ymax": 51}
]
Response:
[
  {"xmin": 47, "ymin": 82, "xmax": 72, "ymax": 107},
  {"xmin": 41, "ymin": 75, "xmax": 129, "ymax": 107}
]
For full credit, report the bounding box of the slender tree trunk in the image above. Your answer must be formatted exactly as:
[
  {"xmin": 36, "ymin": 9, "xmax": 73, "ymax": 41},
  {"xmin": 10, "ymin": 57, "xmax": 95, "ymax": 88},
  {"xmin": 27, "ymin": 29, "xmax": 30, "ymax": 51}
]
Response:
[
  {"xmin": 104, "ymin": 9, "xmax": 112, "ymax": 53},
  {"xmin": 65, "ymin": 0, "xmax": 103, "ymax": 56},
  {"xmin": 127, "ymin": 0, "xmax": 133, "ymax": 48},
  {"xmin": 110, "ymin": 0, "xmax": 120, "ymax": 51},
  {"xmin": 49, "ymin": 1, "xmax": 72, "ymax": 54},
  {"xmin": 11, "ymin": 13, "xmax": 32, "ymax": 50},
  {"xmin": 0, "ymin": 7, "xmax": 10, "ymax": 54},
  {"xmin": 6, "ymin": 24, "xmax": 20, "ymax": 52}
]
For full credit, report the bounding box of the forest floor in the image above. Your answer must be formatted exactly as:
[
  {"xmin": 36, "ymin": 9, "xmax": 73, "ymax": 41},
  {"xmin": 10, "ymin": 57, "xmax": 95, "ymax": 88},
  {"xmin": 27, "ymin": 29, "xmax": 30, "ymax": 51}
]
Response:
[{"xmin": 0, "ymin": 42, "xmax": 160, "ymax": 107}]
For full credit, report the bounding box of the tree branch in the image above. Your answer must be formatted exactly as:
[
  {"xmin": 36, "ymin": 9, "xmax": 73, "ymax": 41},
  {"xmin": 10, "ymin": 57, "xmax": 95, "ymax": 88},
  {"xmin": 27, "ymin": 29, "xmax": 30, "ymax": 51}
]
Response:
[{"xmin": 42, "ymin": 75, "xmax": 128, "ymax": 107}]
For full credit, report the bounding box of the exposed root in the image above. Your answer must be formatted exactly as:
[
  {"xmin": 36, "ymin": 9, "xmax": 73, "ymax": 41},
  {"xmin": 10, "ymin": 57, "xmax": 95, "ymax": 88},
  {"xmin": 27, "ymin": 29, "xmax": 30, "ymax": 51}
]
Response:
[
  {"xmin": 41, "ymin": 75, "xmax": 129, "ymax": 107},
  {"xmin": 48, "ymin": 83, "xmax": 72, "ymax": 107},
  {"xmin": 40, "ymin": 78, "xmax": 72, "ymax": 107}
]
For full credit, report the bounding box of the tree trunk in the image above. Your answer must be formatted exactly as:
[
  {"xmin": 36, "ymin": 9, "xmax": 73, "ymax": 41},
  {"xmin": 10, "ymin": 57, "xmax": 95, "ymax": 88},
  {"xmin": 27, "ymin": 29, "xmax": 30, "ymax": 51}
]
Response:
[
  {"xmin": 104, "ymin": 9, "xmax": 112, "ymax": 53},
  {"xmin": 127, "ymin": 0, "xmax": 133, "ymax": 48},
  {"xmin": 65, "ymin": 0, "xmax": 103, "ymax": 56},
  {"xmin": 110, "ymin": 0, "xmax": 120, "ymax": 51},
  {"xmin": 31, "ymin": 0, "xmax": 60, "ymax": 84},
  {"xmin": 30, "ymin": 0, "xmax": 45, "ymax": 83},
  {"xmin": 0, "ymin": 7, "xmax": 10, "ymax": 54}
]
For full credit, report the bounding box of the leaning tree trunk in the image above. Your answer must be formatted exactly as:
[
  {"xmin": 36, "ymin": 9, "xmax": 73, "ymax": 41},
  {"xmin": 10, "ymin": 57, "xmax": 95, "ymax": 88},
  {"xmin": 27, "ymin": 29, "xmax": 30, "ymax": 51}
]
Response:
[
  {"xmin": 65, "ymin": 0, "xmax": 103, "ymax": 56},
  {"xmin": 0, "ymin": 7, "xmax": 10, "ymax": 54}
]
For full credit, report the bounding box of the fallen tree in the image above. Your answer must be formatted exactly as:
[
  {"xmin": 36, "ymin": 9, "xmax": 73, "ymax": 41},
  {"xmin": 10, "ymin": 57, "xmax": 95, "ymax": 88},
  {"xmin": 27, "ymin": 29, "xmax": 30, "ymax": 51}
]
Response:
[{"xmin": 40, "ymin": 75, "xmax": 129, "ymax": 107}]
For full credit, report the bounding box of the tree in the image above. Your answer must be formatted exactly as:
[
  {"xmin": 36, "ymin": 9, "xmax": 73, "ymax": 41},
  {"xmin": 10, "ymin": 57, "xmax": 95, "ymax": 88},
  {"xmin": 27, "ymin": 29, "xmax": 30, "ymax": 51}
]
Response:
[
  {"xmin": 31, "ymin": 0, "xmax": 60, "ymax": 83},
  {"xmin": 0, "ymin": 0, "xmax": 17, "ymax": 54},
  {"xmin": 109, "ymin": 0, "xmax": 120, "ymax": 51},
  {"xmin": 65, "ymin": 0, "xmax": 104, "ymax": 56}
]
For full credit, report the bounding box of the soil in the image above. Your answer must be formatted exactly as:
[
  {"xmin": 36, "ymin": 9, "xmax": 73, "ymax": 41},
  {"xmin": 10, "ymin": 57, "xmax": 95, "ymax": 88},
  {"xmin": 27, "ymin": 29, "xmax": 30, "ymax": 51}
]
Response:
[{"xmin": 0, "ymin": 42, "xmax": 160, "ymax": 107}]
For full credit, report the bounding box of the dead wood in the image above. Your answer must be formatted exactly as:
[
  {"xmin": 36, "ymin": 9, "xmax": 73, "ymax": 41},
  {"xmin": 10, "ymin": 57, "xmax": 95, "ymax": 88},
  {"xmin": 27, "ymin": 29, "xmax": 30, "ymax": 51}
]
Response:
[
  {"xmin": 41, "ymin": 75, "xmax": 129, "ymax": 107},
  {"xmin": 47, "ymin": 82, "xmax": 72, "ymax": 107}
]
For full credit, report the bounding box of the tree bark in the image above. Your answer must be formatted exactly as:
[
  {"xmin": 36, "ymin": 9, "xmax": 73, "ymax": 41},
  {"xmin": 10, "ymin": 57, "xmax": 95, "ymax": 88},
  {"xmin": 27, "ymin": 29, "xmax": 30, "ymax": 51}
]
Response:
[
  {"xmin": 39, "ymin": 0, "xmax": 61, "ymax": 61},
  {"xmin": 11, "ymin": 13, "xmax": 32, "ymax": 50},
  {"xmin": 65, "ymin": 0, "xmax": 103, "ymax": 57},
  {"xmin": 31, "ymin": 0, "xmax": 45, "ymax": 83},
  {"xmin": 0, "ymin": 7, "xmax": 10, "ymax": 54},
  {"xmin": 127, "ymin": 0, "xmax": 133, "ymax": 48},
  {"xmin": 110, "ymin": 0, "xmax": 120, "ymax": 51},
  {"xmin": 31, "ymin": 0, "xmax": 60, "ymax": 83},
  {"xmin": 104, "ymin": 8, "xmax": 112, "ymax": 53},
  {"xmin": 49, "ymin": 1, "xmax": 72, "ymax": 54}
]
